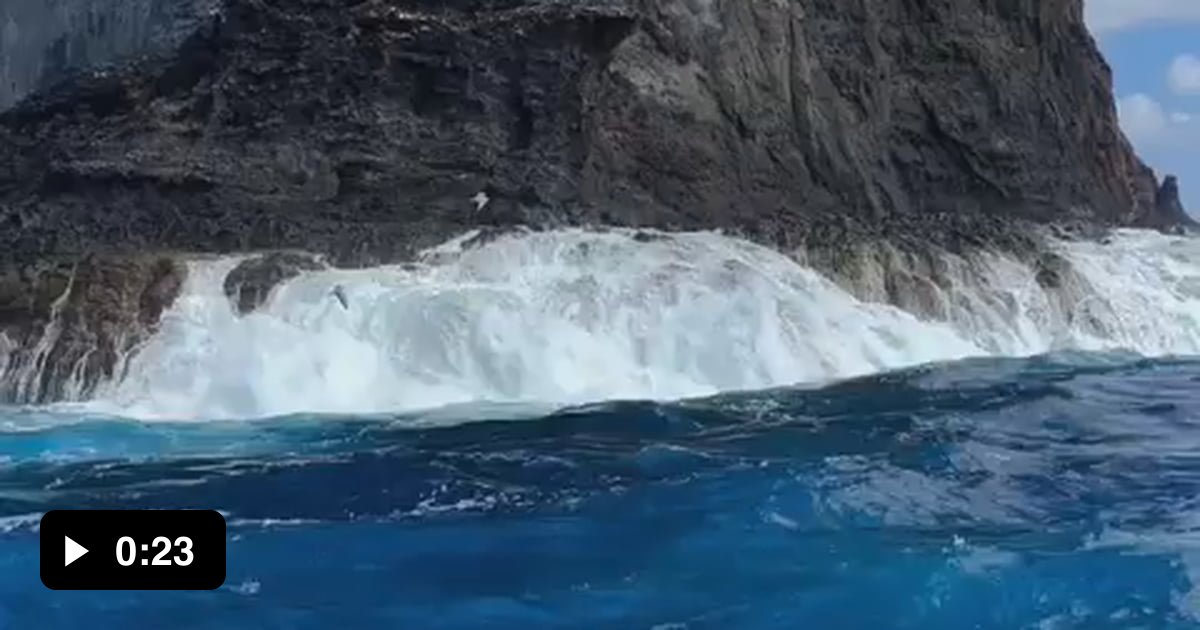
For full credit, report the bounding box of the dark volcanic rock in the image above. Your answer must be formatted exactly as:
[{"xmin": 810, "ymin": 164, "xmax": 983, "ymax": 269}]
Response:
[
  {"xmin": 1142, "ymin": 175, "xmax": 1196, "ymax": 231},
  {"xmin": 0, "ymin": 0, "xmax": 1181, "ymax": 401},
  {"xmin": 1034, "ymin": 253, "xmax": 1072, "ymax": 290},
  {"xmin": 0, "ymin": 255, "xmax": 185, "ymax": 402},
  {"xmin": 0, "ymin": 0, "xmax": 1167, "ymax": 267},
  {"xmin": 224, "ymin": 252, "xmax": 328, "ymax": 315},
  {"xmin": 0, "ymin": 0, "xmax": 223, "ymax": 110}
]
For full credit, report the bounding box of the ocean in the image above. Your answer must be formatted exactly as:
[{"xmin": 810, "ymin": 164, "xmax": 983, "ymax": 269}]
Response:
[{"xmin": 2, "ymin": 228, "xmax": 1200, "ymax": 628}]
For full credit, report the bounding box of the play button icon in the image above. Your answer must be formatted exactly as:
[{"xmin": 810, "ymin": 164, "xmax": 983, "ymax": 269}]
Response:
[{"xmin": 64, "ymin": 536, "xmax": 88, "ymax": 567}]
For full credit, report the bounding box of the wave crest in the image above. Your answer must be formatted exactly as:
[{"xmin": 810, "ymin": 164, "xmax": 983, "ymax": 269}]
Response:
[{"xmin": 6, "ymin": 227, "xmax": 1198, "ymax": 420}]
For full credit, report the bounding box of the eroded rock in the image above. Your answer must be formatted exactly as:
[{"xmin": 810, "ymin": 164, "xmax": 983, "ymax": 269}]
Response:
[
  {"xmin": 1153, "ymin": 176, "xmax": 1195, "ymax": 232},
  {"xmin": 223, "ymin": 252, "xmax": 328, "ymax": 316},
  {"xmin": 0, "ymin": 255, "xmax": 186, "ymax": 403}
]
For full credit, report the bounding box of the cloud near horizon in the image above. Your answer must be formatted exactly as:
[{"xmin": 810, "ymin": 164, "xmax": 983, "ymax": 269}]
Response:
[
  {"xmin": 1086, "ymin": 0, "xmax": 1200, "ymax": 34},
  {"xmin": 1117, "ymin": 93, "xmax": 1199, "ymax": 147},
  {"xmin": 1090, "ymin": 2, "xmax": 1199, "ymax": 211}
]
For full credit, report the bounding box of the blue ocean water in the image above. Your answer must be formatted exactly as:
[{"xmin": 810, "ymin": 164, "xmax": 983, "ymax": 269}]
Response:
[{"xmin": 3, "ymin": 353, "xmax": 1200, "ymax": 629}]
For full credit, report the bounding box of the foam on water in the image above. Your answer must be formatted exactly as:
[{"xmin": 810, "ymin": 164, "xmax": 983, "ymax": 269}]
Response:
[
  {"xmin": 83, "ymin": 229, "xmax": 980, "ymax": 420},
  {"xmin": 1052, "ymin": 230, "xmax": 1200, "ymax": 353},
  {"xmin": 15, "ymin": 227, "xmax": 1198, "ymax": 421}
]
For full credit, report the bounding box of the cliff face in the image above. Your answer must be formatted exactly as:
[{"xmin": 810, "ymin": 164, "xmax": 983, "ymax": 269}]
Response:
[
  {"xmin": 0, "ymin": 0, "xmax": 1180, "ymax": 400},
  {"xmin": 0, "ymin": 0, "xmax": 1170, "ymax": 261},
  {"xmin": 0, "ymin": 0, "xmax": 221, "ymax": 110}
]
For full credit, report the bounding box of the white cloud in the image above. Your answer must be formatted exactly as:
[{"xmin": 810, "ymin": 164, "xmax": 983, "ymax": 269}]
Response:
[
  {"xmin": 1118, "ymin": 93, "xmax": 1168, "ymax": 141},
  {"xmin": 1117, "ymin": 93, "xmax": 1200, "ymax": 146},
  {"xmin": 1086, "ymin": 0, "xmax": 1200, "ymax": 34},
  {"xmin": 1168, "ymin": 54, "xmax": 1200, "ymax": 95}
]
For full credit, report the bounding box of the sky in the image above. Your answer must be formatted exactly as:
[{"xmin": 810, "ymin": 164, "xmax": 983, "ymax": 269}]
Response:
[{"xmin": 1086, "ymin": 0, "xmax": 1200, "ymax": 213}]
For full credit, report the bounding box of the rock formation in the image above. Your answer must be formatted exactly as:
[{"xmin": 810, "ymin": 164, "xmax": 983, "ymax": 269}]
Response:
[
  {"xmin": 0, "ymin": 0, "xmax": 1188, "ymax": 401},
  {"xmin": 224, "ymin": 251, "xmax": 328, "ymax": 315},
  {"xmin": 0, "ymin": 255, "xmax": 184, "ymax": 402},
  {"xmin": 1144, "ymin": 175, "xmax": 1196, "ymax": 232}
]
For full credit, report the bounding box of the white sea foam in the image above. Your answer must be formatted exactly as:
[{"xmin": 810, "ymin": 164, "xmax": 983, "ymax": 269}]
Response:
[
  {"xmin": 1049, "ymin": 229, "xmax": 1200, "ymax": 354},
  {"xmin": 24, "ymin": 226, "xmax": 1194, "ymax": 421},
  {"xmin": 83, "ymin": 229, "xmax": 980, "ymax": 420},
  {"xmin": 0, "ymin": 512, "xmax": 42, "ymax": 534}
]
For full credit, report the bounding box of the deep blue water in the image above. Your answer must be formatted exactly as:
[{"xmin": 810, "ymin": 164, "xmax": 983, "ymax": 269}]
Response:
[{"xmin": 3, "ymin": 354, "xmax": 1200, "ymax": 629}]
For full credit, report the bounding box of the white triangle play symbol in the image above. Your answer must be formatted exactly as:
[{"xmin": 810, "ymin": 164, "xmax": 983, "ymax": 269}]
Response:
[{"xmin": 64, "ymin": 536, "xmax": 88, "ymax": 567}]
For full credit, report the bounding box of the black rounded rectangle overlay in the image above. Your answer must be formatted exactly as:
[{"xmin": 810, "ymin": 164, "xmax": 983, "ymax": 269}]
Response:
[{"xmin": 40, "ymin": 510, "xmax": 226, "ymax": 591}]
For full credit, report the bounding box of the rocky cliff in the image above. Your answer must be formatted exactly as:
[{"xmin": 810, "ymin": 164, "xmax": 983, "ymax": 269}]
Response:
[
  {"xmin": 1, "ymin": 0, "xmax": 223, "ymax": 110},
  {"xmin": 0, "ymin": 0, "xmax": 1186, "ymax": 401}
]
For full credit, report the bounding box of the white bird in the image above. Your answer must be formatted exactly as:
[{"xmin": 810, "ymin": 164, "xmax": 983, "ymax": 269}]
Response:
[{"xmin": 471, "ymin": 191, "xmax": 490, "ymax": 212}]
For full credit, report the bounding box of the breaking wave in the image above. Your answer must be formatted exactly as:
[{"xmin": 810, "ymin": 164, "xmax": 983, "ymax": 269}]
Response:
[{"xmin": 5, "ymin": 228, "xmax": 1199, "ymax": 420}]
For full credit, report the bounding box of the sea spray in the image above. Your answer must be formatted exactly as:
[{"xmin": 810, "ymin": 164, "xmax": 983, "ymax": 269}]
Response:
[
  {"xmin": 85, "ymin": 230, "xmax": 980, "ymax": 419},
  {"xmin": 8, "ymin": 227, "xmax": 1195, "ymax": 420}
]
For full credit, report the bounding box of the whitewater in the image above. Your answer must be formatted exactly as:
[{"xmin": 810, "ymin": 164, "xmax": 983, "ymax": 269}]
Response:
[
  {"xmin": 3, "ymin": 226, "xmax": 1186, "ymax": 420},
  {"xmin": 6, "ymin": 227, "xmax": 1200, "ymax": 629}
]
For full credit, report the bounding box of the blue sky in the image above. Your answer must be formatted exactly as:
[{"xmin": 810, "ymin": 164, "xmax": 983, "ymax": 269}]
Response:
[{"xmin": 1087, "ymin": 0, "xmax": 1200, "ymax": 213}]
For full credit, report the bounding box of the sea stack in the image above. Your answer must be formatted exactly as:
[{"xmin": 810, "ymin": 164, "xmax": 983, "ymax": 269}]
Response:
[{"xmin": 1152, "ymin": 176, "xmax": 1195, "ymax": 231}]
